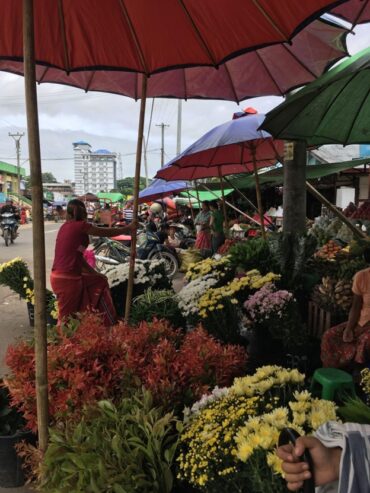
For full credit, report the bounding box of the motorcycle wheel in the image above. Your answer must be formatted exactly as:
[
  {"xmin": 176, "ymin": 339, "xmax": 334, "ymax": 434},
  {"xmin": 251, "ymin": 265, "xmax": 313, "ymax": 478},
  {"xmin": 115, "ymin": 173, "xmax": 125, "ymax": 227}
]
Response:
[
  {"xmin": 4, "ymin": 229, "xmax": 9, "ymax": 246},
  {"xmin": 94, "ymin": 244, "xmax": 128, "ymax": 272},
  {"xmin": 149, "ymin": 251, "xmax": 178, "ymax": 278}
]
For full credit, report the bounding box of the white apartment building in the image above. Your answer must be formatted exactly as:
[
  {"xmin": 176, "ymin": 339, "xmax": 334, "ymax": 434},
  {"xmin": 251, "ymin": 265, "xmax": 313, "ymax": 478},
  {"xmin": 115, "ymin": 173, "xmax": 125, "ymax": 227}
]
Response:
[{"xmin": 73, "ymin": 141, "xmax": 117, "ymax": 196}]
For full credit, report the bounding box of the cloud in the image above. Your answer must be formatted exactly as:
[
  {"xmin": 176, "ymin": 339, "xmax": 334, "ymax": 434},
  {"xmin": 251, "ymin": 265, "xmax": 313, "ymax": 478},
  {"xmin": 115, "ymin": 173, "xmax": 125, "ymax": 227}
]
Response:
[{"xmin": 0, "ymin": 24, "xmax": 367, "ymax": 181}]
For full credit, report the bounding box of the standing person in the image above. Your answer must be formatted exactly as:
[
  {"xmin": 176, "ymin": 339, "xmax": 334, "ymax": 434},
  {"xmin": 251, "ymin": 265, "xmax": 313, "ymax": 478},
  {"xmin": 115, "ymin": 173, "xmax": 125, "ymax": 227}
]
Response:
[
  {"xmin": 209, "ymin": 201, "xmax": 225, "ymax": 254},
  {"xmin": 321, "ymin": 248, "xmax": 370, "ymax": 369},
  {"xmin": 123, "ymin": 200, "xmax": 134, "ymax": 224},
  {"xmin": 50, "ymin": 199, "xmax": 136, "ymax": 326},
  {"xmin": 194, "ymin": 201, "xmax": 211, "ymax": 253}
]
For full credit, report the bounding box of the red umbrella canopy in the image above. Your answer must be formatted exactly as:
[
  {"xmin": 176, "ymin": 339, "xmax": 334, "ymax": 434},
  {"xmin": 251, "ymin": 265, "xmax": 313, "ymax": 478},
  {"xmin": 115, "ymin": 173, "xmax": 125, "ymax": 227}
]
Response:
[
  {"xmin": 0, "ymin": 16, "xmax": 349, "ymax": 101},
  {"xmin": 2, "ymin": 0, "xmax": 348, "ymax": 76},
  {"xmin": 332, "ymin": 0, "xmax": 370, "ymax": 25},
  {"xmin": 156, "ymin": 113, "xmax": 284, "ymax": 181}
]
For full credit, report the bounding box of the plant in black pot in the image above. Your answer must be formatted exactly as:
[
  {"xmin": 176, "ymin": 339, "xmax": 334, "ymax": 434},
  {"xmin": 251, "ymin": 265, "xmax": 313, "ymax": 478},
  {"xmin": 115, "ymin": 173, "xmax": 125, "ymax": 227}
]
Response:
[{"xmin": 0, "ymin": 383, "xmax": 33, "ymax": 488}]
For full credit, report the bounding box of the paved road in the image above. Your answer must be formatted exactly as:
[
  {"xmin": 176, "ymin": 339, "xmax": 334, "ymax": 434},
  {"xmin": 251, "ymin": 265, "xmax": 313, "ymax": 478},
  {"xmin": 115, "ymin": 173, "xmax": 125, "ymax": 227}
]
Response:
[{"xmin": 0, "ymin": 222, "xmax": 61, "ymax": 377}]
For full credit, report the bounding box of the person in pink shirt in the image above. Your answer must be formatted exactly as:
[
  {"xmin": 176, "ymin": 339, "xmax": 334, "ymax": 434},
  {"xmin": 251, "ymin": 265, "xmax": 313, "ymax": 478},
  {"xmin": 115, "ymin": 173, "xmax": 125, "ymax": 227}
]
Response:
[
  {"xmin": 51, "ymin": 199, "xmax": 136, "ymax": 326},
  {"xmin": 321, "ymin": 249, "xmax": 370, "ymax": 368}
]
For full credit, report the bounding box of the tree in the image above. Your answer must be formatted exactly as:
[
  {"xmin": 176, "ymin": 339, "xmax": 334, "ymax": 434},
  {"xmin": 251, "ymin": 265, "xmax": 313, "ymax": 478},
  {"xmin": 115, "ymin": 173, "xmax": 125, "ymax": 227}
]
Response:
[
  {"xmin": 41, "ymin": 172, "xmax": 58, "ymax": 183},
  {"xmin": 116, "ymin": 177, "xmax": 148, "ymax": 198}
]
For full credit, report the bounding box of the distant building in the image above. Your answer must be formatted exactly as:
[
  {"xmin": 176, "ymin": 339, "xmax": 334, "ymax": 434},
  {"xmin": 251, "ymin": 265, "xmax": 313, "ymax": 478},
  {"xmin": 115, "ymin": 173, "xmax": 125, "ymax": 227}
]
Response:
[
  {"xmin": 73, "ymin": 141, "xmax": 117, "ymax": 196},
  {"xmin": 0, "ymin": 161, "xmax": 26, "ymax": 196},
  {"xmin": 43, "ymin": 181, "xmax": 75, "ymax": 201}
]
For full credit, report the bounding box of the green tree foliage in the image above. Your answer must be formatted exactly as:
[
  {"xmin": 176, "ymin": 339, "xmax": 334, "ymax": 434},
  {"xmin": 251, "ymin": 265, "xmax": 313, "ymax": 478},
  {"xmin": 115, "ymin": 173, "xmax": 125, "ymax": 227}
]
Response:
[{"xmin": 116, "ymin": 176, "xmax": 148, "ymax": 198}]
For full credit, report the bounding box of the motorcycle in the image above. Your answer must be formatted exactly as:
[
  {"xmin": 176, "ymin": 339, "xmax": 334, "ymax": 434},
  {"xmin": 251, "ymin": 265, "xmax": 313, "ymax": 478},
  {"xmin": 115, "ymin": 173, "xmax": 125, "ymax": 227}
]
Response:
[
  {"xmin": 92, "ymin": 229, "xmax": 179, "ymax": 278},
  {"xmin": 0, "ymin": 213, "xmax": 18, "ymax": 246}
]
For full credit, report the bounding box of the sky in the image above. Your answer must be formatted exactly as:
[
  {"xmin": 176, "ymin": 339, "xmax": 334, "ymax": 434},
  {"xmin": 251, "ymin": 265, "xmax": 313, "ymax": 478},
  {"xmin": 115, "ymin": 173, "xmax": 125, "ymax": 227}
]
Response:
[{"xmin": 0, "ymin": 23, "xmax": 368, "ymax": 183}]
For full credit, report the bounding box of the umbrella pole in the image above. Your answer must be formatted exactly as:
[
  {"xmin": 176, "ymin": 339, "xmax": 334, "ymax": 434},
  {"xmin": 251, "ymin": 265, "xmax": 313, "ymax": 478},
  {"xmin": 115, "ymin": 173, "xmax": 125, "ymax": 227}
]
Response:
[
  {"xmin": 194, "ymin": 180, "xmax": 201, "ymax": 208},
  {"xmin": 23, "ymin": 0, "xmax": 48, "ymax": 452},
  {"xmin": 306, "ymin": 181, "xmax": 367, "ymax": 239},
  {"xmin": 251, "ymin": 148, "xmax": 266, "ymax": 239},
  {"xmin": 218, "ymin": 169, "xmax": 228, "ymax": 232},
  {"xmin": 124, "ymin": 75, "xmax": 148, "ymax": 322},
  {"xmin": 186, "ymin": 191, "xmax": 195, "ymax": 221}
]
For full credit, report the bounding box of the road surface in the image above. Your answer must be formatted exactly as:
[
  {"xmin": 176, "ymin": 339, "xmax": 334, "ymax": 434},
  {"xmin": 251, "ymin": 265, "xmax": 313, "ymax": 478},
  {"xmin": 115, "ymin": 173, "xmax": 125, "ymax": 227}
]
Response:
[{"xmin": 0, "ymin": 222, "xmax": 61, "ymax": 377}]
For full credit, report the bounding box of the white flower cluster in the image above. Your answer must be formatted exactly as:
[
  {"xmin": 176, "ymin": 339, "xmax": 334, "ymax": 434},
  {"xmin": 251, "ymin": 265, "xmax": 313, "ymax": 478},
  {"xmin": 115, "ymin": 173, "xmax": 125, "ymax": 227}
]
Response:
[
  {"xmin": 102, "ymin": 259, "xmax": 166, "ymax": 288},
  {"xmin": 189, "ymin": 386, "xmax": 229, "ymax": 415},
  {"xmin": 177, "ymin": 274, "xmax": 218, "ymax": 317}
]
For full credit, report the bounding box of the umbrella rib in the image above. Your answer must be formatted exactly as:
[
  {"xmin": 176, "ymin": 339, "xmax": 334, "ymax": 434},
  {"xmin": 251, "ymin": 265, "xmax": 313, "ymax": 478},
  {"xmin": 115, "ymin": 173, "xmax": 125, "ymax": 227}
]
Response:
[
  {"xmin": 118, "ymin": 0, "xmax": 149, "ymax": 75},
  {"xmin": 38, "ymin": 66, "xmax": 49, "ymax": 84},
  {"xmin": 223, "ymin": 62, "xmax": 240, "ymax": 103},
  {"xmin": 85, "ymin": 72, "xmax": 96, "ymax": 92},
  {"xmin": 351, "ymin": 0, "xmax": 370, "ymax": 28},
  {"xmin": 57, "ymin": 0, "xmax": 71, "ymax": 72},
  {"xmin": 268, "ymin": 139, "xmax": 284, "ymax": 163},
  {"xmin": 252, "ymin": 0, "xmax": 290, "ymax": 39},
  {"xmin": 177, "ymin": 0, "xmax": 217, "ymax": 65},
  {"xmin": 282, "ymin": 44, "xmax": 318, "ymax": 79},
  {"xmin": 255, "ymin": 50, "xmax": 283, "ymax": 95},
  {"xmin": 344, "ymin": 80, "xmax": 370, "ymax": 145}
]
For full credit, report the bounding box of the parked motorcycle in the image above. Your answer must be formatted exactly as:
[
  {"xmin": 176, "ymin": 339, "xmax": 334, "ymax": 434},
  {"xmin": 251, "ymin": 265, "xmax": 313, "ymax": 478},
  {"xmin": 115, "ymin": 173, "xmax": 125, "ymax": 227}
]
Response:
[
  {"xmin": 0, "ymin": 213, "xmax": 18, "ymax": 246},
  {"xmin": 92, "ymin": 229, "xmax": 179, "ymax": 277}
]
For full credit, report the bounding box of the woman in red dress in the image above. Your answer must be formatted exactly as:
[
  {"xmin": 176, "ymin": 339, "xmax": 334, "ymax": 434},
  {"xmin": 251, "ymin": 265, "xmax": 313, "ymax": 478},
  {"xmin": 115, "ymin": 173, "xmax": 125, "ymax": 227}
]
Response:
[
  {"xmin": 321, "ymin": 249, "xmax": 370, "ymax": 368},
  {"xmin": 51, "ymin": 199, "xmax": 135, "ymax": 326}
]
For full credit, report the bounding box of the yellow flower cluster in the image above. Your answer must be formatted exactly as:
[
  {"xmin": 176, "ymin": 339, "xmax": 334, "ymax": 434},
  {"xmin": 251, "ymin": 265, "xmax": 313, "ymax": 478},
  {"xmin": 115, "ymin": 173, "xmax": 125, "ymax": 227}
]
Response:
[
  {"xmin": 178, "ymin": 393, "xmax": 259, "ymax": 487},
  {"xmin": 178, "ymin": 366, "xmax": 338, "ymax": 491},
  {"xmin": 185, "ymin": 256, "xmax": 231, "ymax": 281},
  {"xmin": 361, "ymin": 368, "xmax": 370, "ymax": 397},
  {"xmin": 0, "ymin": 256, "xmax": 23, "ymax": 272},
  {"xmin": 50, "ymin": 299, "xmax": 59, "ymax": 321},
  {"xmin": 198, "ymin": 270, "xmax": 280, "ymax": 318},
  {"xmin": 232, "ymin": 366, "xmax": 305, "ymax": 397},
  {"xmin": 236, "ymin": 390, "xmax": 337, "ymax": 476}
]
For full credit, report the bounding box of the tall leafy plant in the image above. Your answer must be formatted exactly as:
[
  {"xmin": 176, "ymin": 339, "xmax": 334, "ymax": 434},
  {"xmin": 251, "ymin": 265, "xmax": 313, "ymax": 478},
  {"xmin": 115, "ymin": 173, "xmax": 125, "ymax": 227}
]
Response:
[{"xmin": 227, "ymin": 238, "xmax": 276, "ymax": 274}]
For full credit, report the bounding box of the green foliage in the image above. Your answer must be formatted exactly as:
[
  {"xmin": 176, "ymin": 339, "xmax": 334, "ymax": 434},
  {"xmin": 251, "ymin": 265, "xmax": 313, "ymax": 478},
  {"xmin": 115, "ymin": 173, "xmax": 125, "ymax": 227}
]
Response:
[
  {"xmin": 116, "ymin": 177, "xmax": 148, "ymax": 198},
  {"xmin": 338, "ymin": 397, "xmax": 370, "ymax": 425},
  {"xmin": 227, "ymin": 238, "xmax": 275, "ymax": 274},
  {"xmin": 40, "ymin": 389, "xmax": 181, "ymax": 493},
  {"xmin": 131, "ymin": 288, "xmax": 185, "ymax": 329},
  {"xmin": 337, "ymin": 257, "xmax": 367, "ymax": 281},
  {"xmin": 0, "ymin": 384, "xmax": 25, "ymax": 436},
  {"xmin": 268, "ymin": 232, "xmax": 317, "ymax": 288}
]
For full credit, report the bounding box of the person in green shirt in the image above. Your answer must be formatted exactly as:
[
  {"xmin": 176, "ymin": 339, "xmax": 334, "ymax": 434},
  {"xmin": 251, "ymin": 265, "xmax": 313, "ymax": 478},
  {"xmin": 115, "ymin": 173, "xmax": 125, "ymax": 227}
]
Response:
[{"xmin": 210, "ymin": 201, "xmax": 225, "ymax": 254}]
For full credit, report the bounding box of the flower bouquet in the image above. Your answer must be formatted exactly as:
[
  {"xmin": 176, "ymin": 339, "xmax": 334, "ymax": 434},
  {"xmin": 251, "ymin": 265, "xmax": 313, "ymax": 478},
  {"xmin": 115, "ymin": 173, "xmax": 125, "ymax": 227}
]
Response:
[
  {"xmin": 0, "ymin": 258, "xmax": 32, "ymax": 299},
  {"xmin": 177, "ymin": 366, "xmax": 338, "ymax": 493}
]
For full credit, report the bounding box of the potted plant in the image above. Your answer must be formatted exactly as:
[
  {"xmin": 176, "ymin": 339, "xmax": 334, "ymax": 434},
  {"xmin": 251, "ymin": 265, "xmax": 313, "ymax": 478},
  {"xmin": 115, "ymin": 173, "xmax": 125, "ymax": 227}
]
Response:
[{"xmin": 0, "ymin": 383, "xmax": 33, "ymax": 488}]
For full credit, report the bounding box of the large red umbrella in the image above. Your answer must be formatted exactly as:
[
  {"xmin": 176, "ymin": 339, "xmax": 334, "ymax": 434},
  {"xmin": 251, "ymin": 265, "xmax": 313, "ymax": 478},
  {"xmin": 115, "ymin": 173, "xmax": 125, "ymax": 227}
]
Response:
[
  {"xmin": 17, "ymin": 0, "xmax": 350, "ymax": 450},
  {"xmin": 332, "ymin": 0, "xmax": 370, "ymax": 26},
  {"xmin": 0, "ymin": 16, "xmax": 349, "ymax": 101}
]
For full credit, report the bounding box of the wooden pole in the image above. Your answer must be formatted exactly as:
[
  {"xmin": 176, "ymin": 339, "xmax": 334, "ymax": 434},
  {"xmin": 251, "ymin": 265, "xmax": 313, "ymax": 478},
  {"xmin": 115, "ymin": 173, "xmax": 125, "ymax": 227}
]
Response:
[
  {"xmin": 283, "ymin": 141, "xmax": 307, "ymax": 234},
  {"xmin": 124, "ymin": 75, "xmax": 147, "ymax": 322},
  {"xmin": 202, "ymin": 184, "xmax": 260, "ymax": 225},
  {"xmin": 251, "ymin": 147, "xmax": 266, "ymax": 239},
  {"xmin": 218, "ymin": 169, "xmax": 228, "ymax": 232},
  {"xmin": 306, "ymin": 181, "xmax": 367, "ymax": 239},
  {"xmin": 194, "ymin": 180, "xmax": 201, "ymax": 209},
  {"xmin": 223, "ymin": 175, "xmax": 258, "ymax": 213},
  {"xmin": 23, "ymin": 0, "xmax": 48, "ymax": 452},
  {"xmin": 186, "ymin": 191, "xmax": 195, "ymax": 221}
]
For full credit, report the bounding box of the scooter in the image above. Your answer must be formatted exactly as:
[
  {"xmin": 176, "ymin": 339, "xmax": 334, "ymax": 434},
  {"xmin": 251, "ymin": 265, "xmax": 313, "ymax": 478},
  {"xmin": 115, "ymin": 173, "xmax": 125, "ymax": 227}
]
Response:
[
  {"xmin": 0, "ymin": 213, "xmax": 18, "ymax": 246},
  {"xmin": 92, "ymin": 229, "xmax": 179, "ymax": 277}
]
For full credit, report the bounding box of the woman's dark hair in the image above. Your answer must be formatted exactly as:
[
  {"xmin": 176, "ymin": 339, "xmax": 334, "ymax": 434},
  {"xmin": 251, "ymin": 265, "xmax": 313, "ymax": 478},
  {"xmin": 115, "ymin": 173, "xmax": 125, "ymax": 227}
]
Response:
[
  {"xmin": 202, "ymin": 200, "xmax": 210, "ymax": 208},
  {"xmin": 66, "ymin": 199, "xmax": 87, "ymax": 221},
  {"xmin": 209, "ymin": 201, "xmax": 218, "ymax": 209}
]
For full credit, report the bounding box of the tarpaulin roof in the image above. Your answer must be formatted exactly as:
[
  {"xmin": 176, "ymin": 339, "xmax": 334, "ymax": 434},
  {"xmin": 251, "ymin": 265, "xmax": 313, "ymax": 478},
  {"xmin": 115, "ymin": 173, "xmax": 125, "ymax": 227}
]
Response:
[
  {"xmin": 97, "ymin": 192, "xmax": 124, "ymax": 202},
  {"xmin": 180, "ymin": 189, "xmax": 234, "ymax": 202},
  {"xmin": 232, "ymin": 158, "xmax": 370, "ymax": 189},
  {"xmin": 139, "ymin": 178, "xmax": 188, "ymax": 203}
]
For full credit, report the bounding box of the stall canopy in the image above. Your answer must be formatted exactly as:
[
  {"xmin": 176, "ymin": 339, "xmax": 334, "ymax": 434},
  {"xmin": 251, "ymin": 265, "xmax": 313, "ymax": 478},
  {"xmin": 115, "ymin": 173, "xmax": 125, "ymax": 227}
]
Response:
[
  {"xmin": 97, "ymin": 192, "xmax": 124, "ymax": 203},
  {"xmin": 180, "ymin": 189, "xmax": 234, "ymax": 202},
  {"xmin": 232, "ymin": 158, "xmax": 370, "ymax": 189},
  {"xmin": 139, "ymin": 178, "xmax": 188, "ymax": 203}
]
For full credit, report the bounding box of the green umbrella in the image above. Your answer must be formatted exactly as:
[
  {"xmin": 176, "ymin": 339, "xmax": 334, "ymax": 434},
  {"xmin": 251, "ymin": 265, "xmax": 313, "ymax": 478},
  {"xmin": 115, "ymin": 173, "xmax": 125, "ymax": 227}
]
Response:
[{"xmin": 261, "ymin": 47, "xmax": 370, "ymax": 146}]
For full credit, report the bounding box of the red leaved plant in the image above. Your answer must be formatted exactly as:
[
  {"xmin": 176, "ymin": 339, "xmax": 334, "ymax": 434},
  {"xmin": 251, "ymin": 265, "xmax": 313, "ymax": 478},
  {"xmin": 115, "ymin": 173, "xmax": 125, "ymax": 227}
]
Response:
[{"xmin": 5, "ymin": 314, "xmax": 247, "ymax": 431}]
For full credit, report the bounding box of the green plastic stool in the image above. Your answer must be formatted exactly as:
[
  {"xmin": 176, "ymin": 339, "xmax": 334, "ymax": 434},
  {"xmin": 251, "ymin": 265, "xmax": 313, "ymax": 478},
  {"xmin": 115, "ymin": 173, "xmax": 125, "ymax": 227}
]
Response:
[{"xmin": 310, "ymin": 368, "xmax": 356, "ymax": 401}]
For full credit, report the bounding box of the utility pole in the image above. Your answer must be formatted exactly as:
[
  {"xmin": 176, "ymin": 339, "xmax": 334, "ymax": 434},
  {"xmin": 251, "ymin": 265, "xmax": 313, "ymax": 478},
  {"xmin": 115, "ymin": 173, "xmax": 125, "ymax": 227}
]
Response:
[
  {"xmin": 156, "ymin": 122, "xmax": 169, "ymax": 168},
  {"xmin": 176, "ymin": 100, "xmax": 182, "ymax": 155},
  {"xmin": 9, "ymin": 132, "xmax": 25, "ymax": 195}
]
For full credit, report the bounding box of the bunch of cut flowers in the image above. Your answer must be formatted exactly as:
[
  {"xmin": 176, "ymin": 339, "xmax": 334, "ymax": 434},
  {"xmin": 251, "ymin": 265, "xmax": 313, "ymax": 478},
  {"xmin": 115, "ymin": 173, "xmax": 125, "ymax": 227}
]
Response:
[
  {"xmin": 185, "ymin": 255, "xmax": 232, "ymax": 282},
  {"xmin": 177, "ymin": 365, "xmax": 338, "ymax": 493},
  {"xmin": 102, "ymin": 258, "xmax": 170, "ymax": 290},
  {"xmin": 0, "ymin": 257, "xmax": 32, "ymax": 299}
]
